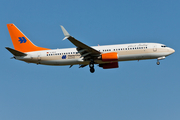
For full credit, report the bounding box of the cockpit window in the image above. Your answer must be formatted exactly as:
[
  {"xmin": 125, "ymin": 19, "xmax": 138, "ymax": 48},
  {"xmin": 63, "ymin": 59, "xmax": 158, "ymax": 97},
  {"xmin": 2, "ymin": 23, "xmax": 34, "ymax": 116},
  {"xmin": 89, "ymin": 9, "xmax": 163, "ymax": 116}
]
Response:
[{"xmin": 161, "ymin": 45, "xmax": 166, "ymax": 47}]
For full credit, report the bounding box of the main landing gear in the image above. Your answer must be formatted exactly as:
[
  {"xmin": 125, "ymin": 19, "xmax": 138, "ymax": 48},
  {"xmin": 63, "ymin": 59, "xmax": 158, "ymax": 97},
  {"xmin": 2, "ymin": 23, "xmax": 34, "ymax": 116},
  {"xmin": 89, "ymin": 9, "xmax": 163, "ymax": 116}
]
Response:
[{"xmin": 89, "ymin": 61, "xmax": 95, "ymax": 73}]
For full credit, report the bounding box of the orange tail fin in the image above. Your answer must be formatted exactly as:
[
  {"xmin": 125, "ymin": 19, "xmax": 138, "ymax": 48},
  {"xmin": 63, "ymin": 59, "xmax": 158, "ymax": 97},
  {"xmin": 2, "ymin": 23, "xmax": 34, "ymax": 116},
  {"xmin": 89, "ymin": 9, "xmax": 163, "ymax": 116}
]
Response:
[{"xmin": 7, "ymin": 24, "xmax": 50, "ymax": 52}]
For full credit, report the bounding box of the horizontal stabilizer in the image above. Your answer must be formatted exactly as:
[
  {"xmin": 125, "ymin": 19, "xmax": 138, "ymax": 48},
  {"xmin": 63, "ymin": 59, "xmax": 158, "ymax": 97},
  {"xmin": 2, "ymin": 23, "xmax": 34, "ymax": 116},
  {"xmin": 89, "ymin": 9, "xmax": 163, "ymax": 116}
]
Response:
[{"xmin": 5, "ymin": 47, "xmax": 27, "ymax": 56}]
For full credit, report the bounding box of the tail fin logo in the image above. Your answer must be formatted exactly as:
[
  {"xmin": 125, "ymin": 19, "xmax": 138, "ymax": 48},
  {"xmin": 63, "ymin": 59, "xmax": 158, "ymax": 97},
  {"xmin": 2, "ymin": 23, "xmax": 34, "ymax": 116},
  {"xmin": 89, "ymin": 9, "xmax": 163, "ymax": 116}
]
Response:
[{"xmin": 18, "ymin": 37, "xmax": 27, "ymax": 43}]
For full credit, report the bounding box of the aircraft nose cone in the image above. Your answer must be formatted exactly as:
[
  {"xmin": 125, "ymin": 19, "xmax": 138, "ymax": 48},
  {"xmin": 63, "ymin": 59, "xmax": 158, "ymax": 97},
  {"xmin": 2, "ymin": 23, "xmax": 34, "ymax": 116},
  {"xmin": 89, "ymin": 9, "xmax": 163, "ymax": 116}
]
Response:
[
  {"xmin": 169, "ymin": 48, "xmax": 175, "ymax": 54},
  {"xmin": 171, "ymin": 48, "xmax": 175, "ymax": 53}
]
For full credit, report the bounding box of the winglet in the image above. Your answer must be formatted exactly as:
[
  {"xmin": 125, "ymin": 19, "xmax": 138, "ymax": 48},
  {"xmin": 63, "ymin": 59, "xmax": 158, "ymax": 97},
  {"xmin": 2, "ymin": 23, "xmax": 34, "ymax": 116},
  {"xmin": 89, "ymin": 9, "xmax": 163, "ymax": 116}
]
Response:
[{"xmin": 60, "ymin": 25, "xmax": 70, "ymax": 40}]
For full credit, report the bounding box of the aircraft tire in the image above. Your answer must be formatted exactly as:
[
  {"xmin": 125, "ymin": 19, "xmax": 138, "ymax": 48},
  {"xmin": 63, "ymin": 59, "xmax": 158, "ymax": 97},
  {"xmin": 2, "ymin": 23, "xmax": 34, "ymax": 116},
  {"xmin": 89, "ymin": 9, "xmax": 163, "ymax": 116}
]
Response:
[
  {"xmin": 157, "ymin": 61, "xmax": 160, "ymax": 65},
  {"xmin": 89, "ymin": 61, "xmax": 94, "ymax": 68},
  {"xmin": 90, "ymin": 68, "xmax": 95, "ymax": 73}
]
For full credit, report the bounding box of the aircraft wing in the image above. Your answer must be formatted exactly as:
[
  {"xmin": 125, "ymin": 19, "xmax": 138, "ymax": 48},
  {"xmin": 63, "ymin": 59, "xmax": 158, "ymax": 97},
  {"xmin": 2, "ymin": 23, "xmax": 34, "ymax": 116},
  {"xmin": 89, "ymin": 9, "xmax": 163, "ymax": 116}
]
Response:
[{"xmin": 61, "ymin": 26, "xmax": 101, "ymax": 60}]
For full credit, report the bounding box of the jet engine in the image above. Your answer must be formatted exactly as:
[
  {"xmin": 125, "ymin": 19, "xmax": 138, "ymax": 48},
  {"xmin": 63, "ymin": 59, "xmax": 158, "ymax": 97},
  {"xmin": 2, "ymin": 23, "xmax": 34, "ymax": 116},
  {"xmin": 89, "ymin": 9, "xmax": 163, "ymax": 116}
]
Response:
[
  {"xmin": 99, "ymin": 62, "xmax": 119, "ymax": 69},
  {"xmin": 101, "ymin": 52, "xmax": 118, "ymax": 61}
]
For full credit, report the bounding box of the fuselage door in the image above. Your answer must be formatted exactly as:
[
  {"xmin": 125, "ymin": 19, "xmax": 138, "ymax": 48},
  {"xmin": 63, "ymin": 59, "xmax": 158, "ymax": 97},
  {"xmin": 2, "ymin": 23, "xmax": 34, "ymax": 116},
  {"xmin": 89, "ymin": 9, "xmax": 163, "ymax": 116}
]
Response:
[
  {"xmin": 153, "ymin": 45, "xmax": 157, "ymax": 52},
  {"xmin": 37, "ymin": 53, "xmax": 41, "ymax": 61}
]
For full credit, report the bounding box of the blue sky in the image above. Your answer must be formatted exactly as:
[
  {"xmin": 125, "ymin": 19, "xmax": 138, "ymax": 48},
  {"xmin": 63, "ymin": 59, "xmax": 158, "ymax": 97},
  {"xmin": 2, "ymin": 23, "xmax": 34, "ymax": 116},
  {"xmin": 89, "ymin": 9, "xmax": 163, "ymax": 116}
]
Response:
[{"xmin": 0, "ymin": 0, "xmax": 180, "ymax": 120}]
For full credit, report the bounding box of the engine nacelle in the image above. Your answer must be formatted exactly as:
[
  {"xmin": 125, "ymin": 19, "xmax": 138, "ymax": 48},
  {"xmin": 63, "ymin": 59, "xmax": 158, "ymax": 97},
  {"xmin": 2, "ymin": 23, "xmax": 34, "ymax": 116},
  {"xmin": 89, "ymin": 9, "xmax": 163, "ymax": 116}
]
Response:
[
  {"xmin": 99, "ymin": 62, "xmax": 119, "ymax": 69},
  {"xmin": 101, "ymin": 52, "xmax": 118, "ymax": 62}
]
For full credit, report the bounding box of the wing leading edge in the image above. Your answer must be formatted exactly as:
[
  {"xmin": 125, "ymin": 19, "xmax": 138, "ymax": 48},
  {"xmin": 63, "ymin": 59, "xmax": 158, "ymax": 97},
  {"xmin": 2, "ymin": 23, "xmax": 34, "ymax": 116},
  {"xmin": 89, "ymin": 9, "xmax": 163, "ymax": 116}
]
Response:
[{"xmin": 60, "ymin": 26, "xmax": 101, "ymax": 60}]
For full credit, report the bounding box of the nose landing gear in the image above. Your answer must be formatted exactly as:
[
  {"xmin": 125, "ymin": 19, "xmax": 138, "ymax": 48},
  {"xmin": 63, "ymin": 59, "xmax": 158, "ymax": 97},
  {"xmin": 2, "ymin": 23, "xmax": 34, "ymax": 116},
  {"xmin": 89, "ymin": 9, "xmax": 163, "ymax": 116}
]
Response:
[
  {"xmin": 157, "ymin": 60, "xmax": 160, "ymax": 65},
  {"xmin": 156, "ymin": 56, "xmax": 165, "ymax": 65}
]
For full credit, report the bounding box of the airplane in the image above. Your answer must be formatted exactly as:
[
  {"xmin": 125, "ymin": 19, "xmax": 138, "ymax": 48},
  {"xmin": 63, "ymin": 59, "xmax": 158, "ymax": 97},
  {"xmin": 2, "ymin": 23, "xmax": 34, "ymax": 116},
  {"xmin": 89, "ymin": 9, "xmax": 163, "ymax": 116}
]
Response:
[{"xmin": 6, "ymin": 23, "xmax": 175, "ymax": 73}]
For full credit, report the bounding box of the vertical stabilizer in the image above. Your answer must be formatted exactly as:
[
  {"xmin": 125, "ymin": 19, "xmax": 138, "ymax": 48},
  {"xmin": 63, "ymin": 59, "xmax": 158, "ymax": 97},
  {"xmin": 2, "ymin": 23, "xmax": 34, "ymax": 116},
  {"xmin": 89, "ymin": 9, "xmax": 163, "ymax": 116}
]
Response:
[{"xmin": 7, "ymin": 24, "xmax": 50, "ymax": 52}]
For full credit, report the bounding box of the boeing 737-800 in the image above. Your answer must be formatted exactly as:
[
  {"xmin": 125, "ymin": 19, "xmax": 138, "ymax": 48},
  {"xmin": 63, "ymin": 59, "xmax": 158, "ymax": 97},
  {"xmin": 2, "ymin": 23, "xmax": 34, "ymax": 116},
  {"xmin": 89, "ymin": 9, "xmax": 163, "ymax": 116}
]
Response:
[{"xmin": 6, "ymin": 24, "xmax": 175, "ymax": 73}]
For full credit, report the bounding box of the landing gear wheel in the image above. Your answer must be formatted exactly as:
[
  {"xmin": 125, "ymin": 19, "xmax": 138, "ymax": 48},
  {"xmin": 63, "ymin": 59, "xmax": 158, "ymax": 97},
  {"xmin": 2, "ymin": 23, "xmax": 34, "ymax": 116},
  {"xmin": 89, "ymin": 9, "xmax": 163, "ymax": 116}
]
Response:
[
  {"xmin": 90, "ymin": 68, "xmax": 95, "ymax": 73},
  {"xmin": 157, "ymin": 61, "xmax": 160, "ymax": 65},
  {"xmin": 89, "ymin": 60, "xmax": 95, "ymax": 73},
  {"xmin": 89, "ymin": 62, "xmax": 94, "ymax": 68}
]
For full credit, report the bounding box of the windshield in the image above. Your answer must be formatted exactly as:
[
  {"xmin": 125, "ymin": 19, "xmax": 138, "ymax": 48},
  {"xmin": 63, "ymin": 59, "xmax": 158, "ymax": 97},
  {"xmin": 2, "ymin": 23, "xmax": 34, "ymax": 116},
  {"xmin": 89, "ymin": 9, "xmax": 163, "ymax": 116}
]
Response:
[{"xmin": 161, "ymin": 45, "xmax": 166, "ymax": 47}]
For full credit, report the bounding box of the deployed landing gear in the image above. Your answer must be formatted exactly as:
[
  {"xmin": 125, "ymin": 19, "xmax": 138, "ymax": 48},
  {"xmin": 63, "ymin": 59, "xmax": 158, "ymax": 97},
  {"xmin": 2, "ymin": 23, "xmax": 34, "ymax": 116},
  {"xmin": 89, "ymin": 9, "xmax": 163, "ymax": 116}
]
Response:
[
  {"xmin": 89, "ymin": 61, "xmax": 95, "ymax": 73},
  {"xmin": 156, "ymin": 56, "xmax": 165, "ymax": 65},
  {"xmin": 157, "ymin": 60, "xmax": 160, "ymax": 65},
  {"xmin": 90, "ymin": 67, "xmax": 95, "ymax": 73}
]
